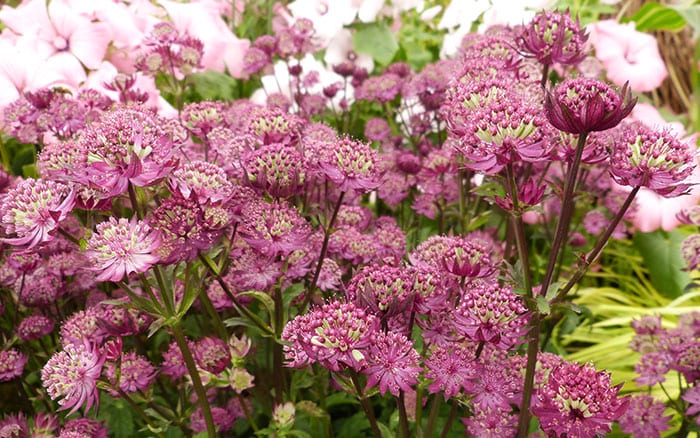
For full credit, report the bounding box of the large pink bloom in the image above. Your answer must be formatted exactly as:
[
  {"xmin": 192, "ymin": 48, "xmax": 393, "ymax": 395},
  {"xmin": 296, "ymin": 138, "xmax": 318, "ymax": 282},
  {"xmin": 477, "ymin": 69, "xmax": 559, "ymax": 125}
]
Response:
[
  {"xmin": 587, "ymin": 20, "xmax": 667, "ymax": 92},
  {"xmin": 158, "ymin": 0, "xmax": 250, "ymax": 77},
  {"xmin": 0, "ymin": 0, "xmax": 112, "ymax": 71}
]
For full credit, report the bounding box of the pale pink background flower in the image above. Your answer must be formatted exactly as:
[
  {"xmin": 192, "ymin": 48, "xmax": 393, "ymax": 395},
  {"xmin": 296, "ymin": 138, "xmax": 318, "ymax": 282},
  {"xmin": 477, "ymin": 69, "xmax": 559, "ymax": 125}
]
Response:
[
  {"xmin": 587, "ymin": 20, "xmax": 667, "ymax": 92},
  {"xmin": 158, "ymin": 0, "xmax": 250, "ymax": 77}
]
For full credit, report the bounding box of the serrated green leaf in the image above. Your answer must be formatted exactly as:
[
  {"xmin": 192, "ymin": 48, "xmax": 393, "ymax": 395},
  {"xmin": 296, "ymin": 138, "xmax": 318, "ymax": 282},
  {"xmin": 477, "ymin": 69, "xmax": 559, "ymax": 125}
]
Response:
[
  {"xmin": 353, "ymin": 23, "xmax": 399, "ymax": 66},
  {"xmin": 623, "ymin": 2, "xmax": 686, "ymax": 32}
]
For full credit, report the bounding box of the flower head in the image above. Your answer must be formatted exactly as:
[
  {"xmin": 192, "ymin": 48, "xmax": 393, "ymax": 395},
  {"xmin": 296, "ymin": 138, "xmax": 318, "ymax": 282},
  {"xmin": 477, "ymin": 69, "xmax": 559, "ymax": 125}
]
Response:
[
  {"xmin": 545, "ymin": 77, "xmax": 636, "ymax": 134},
  {"xmin": 194, "ymin": 337, "xmax": 231, "ymax": 374},
  {"xmin": 42, "ymin": 343, "xmax": 105, "ymax": 415},
  {"xmin": 533, "ymin": 361, "xmax": 628, "ymax": 437},
  {"xmin": 239, "ymin": 200, "xmax": 311, "ymax": 257},
  {"xmin": 424, "ymin": 343, "xmax": 477, "ymax": 400},
  {"xmin": 317, "ymin": 137, "xmax": 380, "ymax": 192},
  {"xmin": 0, "ymin": 349, "xmax": 28, "ymax": 382},
  {"xmin": 17, "ymin": 315, "xmax": 54, "ymax": 341},
  {"xmin": 105, "ymin": 351, "xmax": 157, "ymax": 394},
  {"xmin": 618, "ymin": 394, "xmax": 671, "ymax": 438},
  {"xmin": 242, "ymin": 143, "xmax": 307, "ymax": 198},
  {"xmin": 281, "ymin": 300, "xmax": 379, "ymax": 372},
  {"xmin": 1, "ymin": 178, "xmax": 75, "ymax": 249},
  {"xmin": 363, "ymin": 331, "xmax": 421, "ymax": 396},
  {"xmin": 517, "ymin": 10, "xmax": 588, "ymax": 66},
  {"xmin": 86, "ymin": 217, "xmax": 161, "ymax": 282},
  {"xmin": 167, "ymin": 161, "xmax": 234, "ymax": 205},
  {"xmin": 610, "ymin": 124, "xmax": 696, "ymax": 197}
]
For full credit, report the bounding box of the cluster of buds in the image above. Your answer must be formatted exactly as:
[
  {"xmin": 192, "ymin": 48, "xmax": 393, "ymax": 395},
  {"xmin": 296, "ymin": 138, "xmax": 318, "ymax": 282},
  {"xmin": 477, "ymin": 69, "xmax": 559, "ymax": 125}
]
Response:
[{"xmin": 135, "ymin": 22, "xmax": 204, "ymax": 79}]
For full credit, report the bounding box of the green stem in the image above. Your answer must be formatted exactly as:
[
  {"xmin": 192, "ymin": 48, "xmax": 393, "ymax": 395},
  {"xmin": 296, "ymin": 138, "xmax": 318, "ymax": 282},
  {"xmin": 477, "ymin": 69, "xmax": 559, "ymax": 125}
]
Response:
[
  {"xmin": 516, "ymin": 313, "xmax": 541, "ymax": 438},
  {"xmin": 398, "ymin": 391, "xmax": 410, "ymax": 438},
  {"xmin": 198, "ymin": 253, "xmax": 274, "ymax": 336},
  {"xmin": 237, "ymin": 391, "xmax": 260, "ymax": 432},
  {"xmin": 272, "ymin": 281, "xmax": 286, "ymax": 404},
  {"xmin": 552, "ymin": 186, "xmax": 640, "ymax": 303},
  {"xmin": 301, "ymin": 191, "xmax": 345, "ymax": 311},
  {"xmin": 350, "ymin": 371, "xmax": 381, "ymax": 438},
  {"xmin": 116, "ymin": 387, "xmax": 165, "ymax": 438},
  {"xmin": 423, "ymin": 395, "xmax": 441, "ymax": 438},
  {"xmin": 128, "ymin": 183, "xmax": 144, "ymax": 220},
  {"xmin": 440, "ymin": 399, "xmax": 459, "ymax": 438},
  {"xmin": 505, "ymin": 164, "xmax": 533, "ymax": 298},
  {"xmin": 171, "ymin": 324, "xmax": 216, "ymax": 438}
]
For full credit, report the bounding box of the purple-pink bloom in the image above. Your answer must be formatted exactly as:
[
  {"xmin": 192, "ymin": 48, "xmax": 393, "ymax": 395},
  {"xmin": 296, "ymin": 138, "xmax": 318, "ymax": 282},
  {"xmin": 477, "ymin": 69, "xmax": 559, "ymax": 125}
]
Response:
[
  {"xmin": 1, "ymin": 178, "xmax": 75, "ymax": 249},
  {"xmin": 363, "ymin": 331, "xmax": 421, "ymax": 397},
  {"xmin": 281, "ymin": 300, "xmax": 379, "ymax": 372},
  {"xmin": 85, "ymin": 217, "xmax": 161, "ymax": 282},
  {"xmin": 517, "ymin": 9, "xmax": 588, "ymax": 66},
  {"xmin": 533, "ymin": 361, "xmax": 628, "ymax": 438},
  {"xmin": 106, "ymin": 351, "xmax": 157, "ymax": 394},
  {"xmin": 618, "ymin": 394, "xmax": 671, "ymax": 438},
  {"xmin": 316, "ymin": 137, "xmax": 380, "ymax": 193},
  {"xmin": 193, "ymin": 337, "xmax": 231, "ymax": 374},
  {"xmin": 239, "ymin": 199, "xmax": 311, "ymax": 257},
  {"xmin": 41, "ymin": 343, "xmax": 105, "ymax": 415},
  {"xmin": 545, "ymin": 77, "xmax": 636, "ymax": 135},
  {"xmin": 683, "ymin": 386, "xmax": 700, "ymax": 425},
  {"xmin": 0, "ymin": 349, "xmax": 28, "ymax": 381},
  {"xmin": 462, "ymin": 404, "xmax": 516, "ymax": 438},
  {"xmin": 17, "ymin": 315, "xmax": 54, "ymax": 341},
  {"xmin": 610, "ymin": 123, "xmax": 696, "ymax": 197},
  {"xmin": 424, "ymin": 343, "xmax": 477, "ymax": 400}
]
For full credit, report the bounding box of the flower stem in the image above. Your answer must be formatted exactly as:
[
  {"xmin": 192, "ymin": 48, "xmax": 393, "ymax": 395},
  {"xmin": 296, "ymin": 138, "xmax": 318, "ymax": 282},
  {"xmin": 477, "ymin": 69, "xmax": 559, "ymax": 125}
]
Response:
[
  {"xmin": 301, "ymin": 191, "xmax": 346, "ymax": 311},
  {"xmin": 198, "ymin": 252, "xmax": 274, "ymax": 337},
  {"xmin": 116, "ymin": 387, "xmax": 165, "ymax": 438},
  {"xmin": 171, "ymin": 324, "xmax": 216, "ymax": 438},
  {"xmin": 505, "ymin": 164, "xmax": 533, "ymax": 298},
  {"xmin": 423, "ymin": 395, "xmax": 441, "ymax": 438},
  {"xmin": 398, "ymin": 391, "xmax": 410, "ymax": 438},
  {"xmin": 440, "ymin": 399, "xmax": 459, "ymax": 438},
  {"xmin": 552, "ymin": 186, "xmax": 640, "ymax": 303},
  {"xmin": 128, "ymin": 183, "xmax": 144, "ymax": 220},
  {"xmin": 516, "ymin": 312, "xmax": 541, "ymax": 438},
  {"xmin": 349, "ymin": 371, "xmax": 381, "ymax": 438}
]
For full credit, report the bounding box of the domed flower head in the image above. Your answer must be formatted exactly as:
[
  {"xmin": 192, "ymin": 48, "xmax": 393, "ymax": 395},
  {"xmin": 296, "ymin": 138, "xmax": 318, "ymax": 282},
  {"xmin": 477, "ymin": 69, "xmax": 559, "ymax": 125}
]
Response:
[
  {"xmin": 545, "ymin": 78, "xmax": 636, "ymax": 135},
  {"xmin": 281, "ymin": 300, "xmax": 379, "ymax": 372},
  {"xmin": 618, "ymin": 394, "xmax": 672, "ymax": 438},
  {"xmin": 85, "ymin": 217, "xmax": 161, "ymax": 282},
  {"xmin": 454, "ymin": 92, "xmax": 550, "ymax": 174},
  {"xmin": 0, "ymin": 413, "xmax": 27, "ymax": 438},
  {"xmin": 239, "ymin": 200, "xmax": 311, "ymax": 257},
  {"xmin": 242, "ymin": 143, "xmax": 307, "ymax": 198},
  {"xmin": 149, "ymin": 197, "xmax": 220, "ymax": 264},
  {"xmin": 517, "ymin": 10, "xmax": 588, "ymax": 66},
  {"xmin": 105, "ymin": 351, "xmax": 157, "ymax": 394},
  {"xmin": 41, "ymin": 343, "xmax": 105, "ymax": 415},
  {"xmin": 17, "ymin": 315, "xmax": 54, "ymax": 341},
  {"xmin": 1, "ymin": 178, "xmax": 75, "ymax": 249},
  {"xmin": 363, "ymin": 331, "xmax": 421, "ymax": 397},
  {"xmin": 347, "ymin": 263, "xmax": 415, "ymax": 318},
  {"xmin": 0, "ymin": 349, "xmax": 28, "ymax": 381},
  {"xmin": 317, "ymin": 137, "xmax": 380, "ymax": 193},
  {"xmin": 80, "ymin": 107, "xmax": 178, "ymax": 197},
  {"xmin": 246, "ymin": 107, "xmax": 304, "ymax": 146},
  {"xmin": 441, "ymin": 237, "xmax": 497, "ymax": 279},
  {"xmin": 167, "ymin": 161, "xmax": 234, "ymax": 205},
  {"xmin": 454, "ymin": 281, "xmax": 528, "ymax": 349},
  {"xmin": 533, "ymin": 361, "xmax": 628, "ymax": 437},
  {"xmin": 610, "ymin": 123, "xmax": 696, "ymax": 197},
  {"xmin": 424, "ymin": 343, "xmax": 478, "ymax": 400},
  {"xmin": 194, "ymin": 337, "xmax": 231, "ymax": 374}
]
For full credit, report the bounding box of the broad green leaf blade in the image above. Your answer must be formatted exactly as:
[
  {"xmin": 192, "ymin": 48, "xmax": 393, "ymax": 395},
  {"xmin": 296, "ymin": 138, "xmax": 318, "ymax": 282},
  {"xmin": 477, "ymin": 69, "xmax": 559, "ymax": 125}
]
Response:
[
  {"xmin": 353, "ymin": 23, "xmax": 399, "ymax": 66},
  {"xmin": 623, "ymin": 2, "xmax": 686, "ymax": 32},
  {"xmin": 633, "ymin": 230, "xmax": 690, "ymax": 298}
]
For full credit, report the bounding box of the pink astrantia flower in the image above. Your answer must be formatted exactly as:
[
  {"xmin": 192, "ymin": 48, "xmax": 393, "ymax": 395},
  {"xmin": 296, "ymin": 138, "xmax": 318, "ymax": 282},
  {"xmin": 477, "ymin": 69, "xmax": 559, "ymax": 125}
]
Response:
[
  {"xmin": 85, "ymin": 217, "xmax": 161, "ymax": 282},
  {"xmin": 316, "ymin": 137, "xmax": 380, "ymax": 192},
  {"xmin": 587, "ymin": 20, "xmax": 667, "ymax": 92},
  {"xmin": 41, "ymin": 343, "xmax": 105, "ymax": 415},
  {"xmin": 533, "ymin": 361, "xmax": 628, "ymax": 437},
  {"xmin": 0, "ymin": 178, "xmax": 75, "ymax": 250},
  {"xmin": 618, "ymin": 394, "xmax": 672, "ymax": 438},
  {"xmin": 0, "ymin": 349, "xmax": 28, "ymax": 381},
  {"xmin": 363, "ymin": 331, "xmax": 421, "ymax": 397},
  {"xmin": 193, "ymin": 337, "xmax": 231, "ymax": 374},
  {"xmin": 106, "ymin": 351, "xmax": 157, "ymax": 394},
  {"xmin": 281, "ymin": 300, "xmax": 379, "ymax": 372},
  {"xmin": 683, "ymin": 386, "xmax": 700, "ymax": 426},
  {"xmin": 517, "ymin": 9, "xmax": 588, "ymax": 66}
]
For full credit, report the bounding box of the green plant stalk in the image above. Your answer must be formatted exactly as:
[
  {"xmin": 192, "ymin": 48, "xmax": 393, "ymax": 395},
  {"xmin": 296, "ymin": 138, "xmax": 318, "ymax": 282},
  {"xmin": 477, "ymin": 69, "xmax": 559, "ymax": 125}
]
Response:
[
  {"xmin": 272, "ymin": 280, "xmax": 286, "ymax": 404},
  {"xmin": 349, "ymin": 371, "xmax": 382, "ymax": 438},
  {"xmin": 398, "ymin": 391, "xmax": 410, "ymax": 438},
  {"xmin": 193, "ymin": 267, "xmax": 228, "ymax": 339},
  {"xmin": 440, "ymin": 399, "xmax": 459, "ymax": 438},
  {"xmin": 301, "ymin": 190, "xmax": 346, "ymax": 311},
  {"xmin": 171, "ymin": 324, "xmax": 216, "ymax": 438},
  {"xmin": 505, "ymin": 164, "xmax": 534, "ymax": 298},
  {"xmin": 540, "ymin": 63, "xmax": 551, "ymax": 89},
  {"xmin": 423, "ymin": 395, "xmax": 441, "ymax": 438},
  {"xmin": 128, "ymin": 183, "xmax": 144, "ymax": 220},
  {"xmin": 198, "ymin": 252, "xmax": 274, "ymax": 336},
  {"xmin": 516, "ymin": 313, "xmax": 541, "ymax": 438},
  {"xmin": 552, "ymin": 185, "xmax": 640, "ymax": 303},
  {"xmin": 115, "ymin": 387, "xmax": 165, "ymax": 438},
  {"xmin": 236, "ymin": 391, "xmax": 260, "ymax": 432}
]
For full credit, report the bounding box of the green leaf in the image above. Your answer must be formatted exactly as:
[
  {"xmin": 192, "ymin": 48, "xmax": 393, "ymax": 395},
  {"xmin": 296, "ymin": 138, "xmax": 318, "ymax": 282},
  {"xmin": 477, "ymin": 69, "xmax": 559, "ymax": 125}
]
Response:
[
  {"xmin": 633, "ymin": 230, "xmax": 691, "ymax": 298},
  {"xmin": 186, "ymin": 71, "xmax": 239, "ymax": 101},
  {"xmin": 240, "ymin": 290, "xmax": 275, "ymax": 319},
  {"xmin": 623, "ymin": 2, "xmax": 686, "ymax": 32},
  {"xmin": 670, "ymin": 4, "xmax": 700, "ymax": 38},
  {"xmin": 536, "ymin": 295, "xmax": 551, "ymax": 315},
  {"xmin": 353, "ymin": 23, "xmax": 399, "ymax": 66}
]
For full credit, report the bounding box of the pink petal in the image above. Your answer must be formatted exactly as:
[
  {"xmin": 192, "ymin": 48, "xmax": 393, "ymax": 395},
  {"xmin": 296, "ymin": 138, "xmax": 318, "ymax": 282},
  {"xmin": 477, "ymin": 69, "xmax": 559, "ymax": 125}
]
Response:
[
  {"xmin": 69, "ymin": 22, "xmax": 112, "ymax": 69},
  {"xmin": 0, "ymin": 0, "xmax": 51, "ymax": 37}
]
